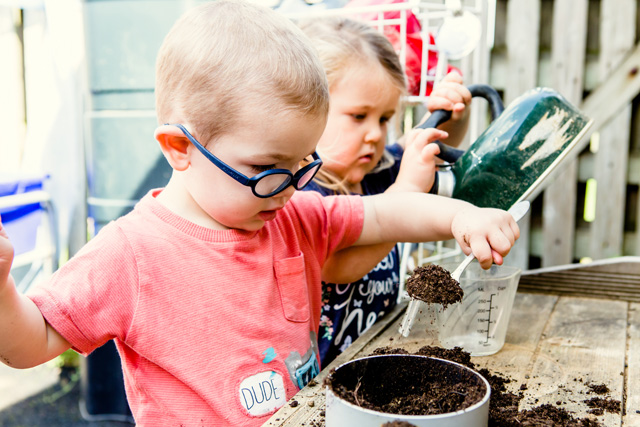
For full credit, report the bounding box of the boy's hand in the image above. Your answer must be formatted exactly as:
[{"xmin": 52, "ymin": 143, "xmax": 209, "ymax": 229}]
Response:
[
  {"xmin": 391, "ymin": 128, "xmax": 448, "ymax": 193},
  {"xmin": 451, "ymin": 207, "xmax": 520, "ymax": 269},
  {"xmin": 426, "ymin": 71, "xmax": 471, "ymax": 123}
]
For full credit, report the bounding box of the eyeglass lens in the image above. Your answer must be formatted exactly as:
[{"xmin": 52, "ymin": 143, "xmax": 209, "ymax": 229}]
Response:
[{"xmin": 254, "ymin": 161, "xmax": 320, "ymax": 197}]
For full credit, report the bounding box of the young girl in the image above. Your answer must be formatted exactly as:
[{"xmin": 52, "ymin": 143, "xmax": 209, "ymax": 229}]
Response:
[{"xmin": 299, "ymin": 17, "xmax": 473, "ymax": 367}]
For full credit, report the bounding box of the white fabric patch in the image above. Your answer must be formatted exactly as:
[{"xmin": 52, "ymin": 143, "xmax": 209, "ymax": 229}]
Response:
[{"xmin": 239, "ymin": 371, "xmax": 286, "ymax": 416}]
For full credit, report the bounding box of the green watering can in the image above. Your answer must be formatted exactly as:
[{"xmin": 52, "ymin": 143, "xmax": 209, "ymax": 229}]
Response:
[{"xmin": 422, "ymin": 85, "xmax": 593, "ymax": 210}]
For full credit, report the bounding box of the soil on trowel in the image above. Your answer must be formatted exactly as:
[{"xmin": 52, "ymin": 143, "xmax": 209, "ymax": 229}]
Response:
[
  {"xmin": 368, "ymin": 346, "xmax": 607, "ymax": 427},
  {"xmin": 324, "ymin": 353, "xmax": 486, "ymax": 416},
  {"xmin": 405, "ymin": 264, "xmax": 463, "ymax": 308}
]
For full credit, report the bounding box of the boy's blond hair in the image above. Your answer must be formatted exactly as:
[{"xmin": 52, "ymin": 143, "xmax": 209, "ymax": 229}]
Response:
[{"xmin": 155, "ymin": 0, "xmax": 329, "ymax": 144}]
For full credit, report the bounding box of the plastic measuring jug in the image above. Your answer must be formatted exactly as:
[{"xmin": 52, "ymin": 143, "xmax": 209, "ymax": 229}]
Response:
[{"xmin": 436, "ymin": 262, "xmax": 522, "ymax": 356}]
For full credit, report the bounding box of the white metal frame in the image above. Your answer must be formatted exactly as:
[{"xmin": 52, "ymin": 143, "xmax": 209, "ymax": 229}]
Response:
[
  {"xmin": 1, "ymin": 190, "xmax": 57, "ymax": 293},
  {"xmin": 284, "ymin": 0, "xmax": 491, "ymax": 105}
]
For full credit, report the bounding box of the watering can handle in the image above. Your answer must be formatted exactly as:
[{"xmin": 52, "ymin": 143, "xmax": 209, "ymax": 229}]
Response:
[{"xmin": 417, "ymin": 84, "xmax": 505, "ymax": 164}]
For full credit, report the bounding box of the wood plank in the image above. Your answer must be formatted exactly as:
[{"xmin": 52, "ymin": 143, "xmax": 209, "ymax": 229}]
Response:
[
  {"xmin": 266, "ymin": 292, "xmax": 633, "ymax": 425},
  {"xmin": 521, "ymin": 297, "xmax": 627, "ymax": 426},
  {"xmin": 580, "ymin": 40, "xmax": 640, "ymax": 131},
  {"xmin": 503, "ymin": 0, "xmax": 539, "ymax": 270},
  {"xmin": 504, "ymin": 0, "xmax": 539, "ymax": 104},
  {"xmin": 589, "ymin": 0, "xmax": 636, "ymax": 260},
  {"xmin": 470, "ymin": 293, "xmax": 558, "ymax": 385},
  {"xmin": 265, "ymin": 293, "xmax": 560, "ymax": 425},
  {"xmin": 624, "ymin": 302, "xmax": 640, "ymax": 426},
  {"xmin": 542, "ymin": 0, "xmax": 588, "ymax": 267}
]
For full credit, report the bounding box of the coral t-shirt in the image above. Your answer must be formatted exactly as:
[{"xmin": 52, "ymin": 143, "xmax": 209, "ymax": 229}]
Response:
[{"xmin": 27, "ymin": 189, "xmax": 364, "ymax": 426}]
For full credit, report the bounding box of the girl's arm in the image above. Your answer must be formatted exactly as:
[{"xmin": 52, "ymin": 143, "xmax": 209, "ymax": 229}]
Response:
[
  {"xmin": 321, "ymin": 242, "xmax": 397, "ymax": 284},
  {"xmin": 0, "ymin": 220, "xmax": 70, "ymax": 369},
  {"xmin": 356, "ymin": 193, "xmax": 519, "ymax": 269}
]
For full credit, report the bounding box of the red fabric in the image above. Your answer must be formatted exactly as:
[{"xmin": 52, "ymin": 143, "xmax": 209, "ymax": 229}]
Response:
[
  {"xmin": 345, "ymin": 0, "xmax": 460, "ymax": 96},
  {"xmin": 28, "ymin": 190, "xmax": 365, "ymax": 426}
]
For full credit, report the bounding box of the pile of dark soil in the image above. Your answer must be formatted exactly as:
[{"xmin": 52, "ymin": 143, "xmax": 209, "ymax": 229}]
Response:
[
  {"xmin": 405, "ymin": 264, "xmax": 463, "ymax": 308},
  {"xmin": 584, "ymin": 397, "xmax": 622, "ymax": 415},
  {"xmin": 324, "ymin": 354, "xmax": 487, "ymax": 416},
  {"xmin": 369, "ymin": 346, "xmax": 609, "ymax": 427}
]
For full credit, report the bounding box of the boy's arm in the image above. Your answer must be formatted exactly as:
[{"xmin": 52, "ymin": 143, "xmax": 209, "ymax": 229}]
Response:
[
  {"xmin": 321, "ymin": 130, "xmax": 447, "ymax": 284},
  {"xmin": 0, "ymin": 221, "xmax": 70, "ymax": 368},
  {"xmin": 356, "ymin": 192, "xmax": 520, "ymax": 269}
]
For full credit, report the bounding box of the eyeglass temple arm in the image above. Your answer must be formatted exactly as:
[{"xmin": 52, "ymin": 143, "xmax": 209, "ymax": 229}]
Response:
[{"xmin": 170, "ymin": 123, "xmax": 251, "ymax": 185}]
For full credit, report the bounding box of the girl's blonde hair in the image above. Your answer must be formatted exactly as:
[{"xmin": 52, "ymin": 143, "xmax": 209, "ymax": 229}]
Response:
[
  {"xmin": 155, "ymin": 0, "xmax": 329, "ymax": 145},
  {"xmin": 298, "ymin": 17, "xmax": 407, "ymax": 194}
]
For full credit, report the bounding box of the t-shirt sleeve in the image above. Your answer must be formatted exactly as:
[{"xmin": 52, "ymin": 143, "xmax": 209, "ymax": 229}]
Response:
[
  {"xmin": 27, "ymin": 223, "xmax": 138, "ymax": 355},
  {"xmin": 288, "ymin": 191, "xmax": 364, "ymax": 261}
]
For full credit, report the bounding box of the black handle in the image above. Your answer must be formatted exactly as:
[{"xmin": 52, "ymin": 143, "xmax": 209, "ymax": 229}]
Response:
[{"xmin": 416, "ymin": 84, "xmax": 504, "ymax": 163}]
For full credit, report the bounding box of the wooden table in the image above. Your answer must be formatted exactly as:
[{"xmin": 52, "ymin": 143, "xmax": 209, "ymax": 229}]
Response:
[{"xmin": 264, "ymin": 257, "xmax": 640, "ymax": 426}]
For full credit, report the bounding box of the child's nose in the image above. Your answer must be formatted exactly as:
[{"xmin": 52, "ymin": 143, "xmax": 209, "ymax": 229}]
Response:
[
  {"xmin": 364, "ymin": 124, "xmax": 383, "ymax": 144},
  {"xmin": 279, "ymin": 183, "xmax": 297, "ymax": 199}
]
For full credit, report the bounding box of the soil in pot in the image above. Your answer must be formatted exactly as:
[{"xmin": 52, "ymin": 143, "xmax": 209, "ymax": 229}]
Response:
[
  {"xmin": 381, "ymin": 422, "xmax": 418, "ymax": 427},
  {"xmin": 324, "ymin": 354, "xmax": 487, "ymax": 416},
  {"xmin": 370, "ymin": 346, "xmax": 611, "ymax": 427},
  {"xmin": 405, "ymin": 264, "xmax": 463, "ymax": 308}
]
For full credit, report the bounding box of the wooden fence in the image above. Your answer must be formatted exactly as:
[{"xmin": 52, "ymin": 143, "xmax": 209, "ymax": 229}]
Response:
[{"xmin": 487, "ymin": 0, "xmax": 640, "ymax": 268}]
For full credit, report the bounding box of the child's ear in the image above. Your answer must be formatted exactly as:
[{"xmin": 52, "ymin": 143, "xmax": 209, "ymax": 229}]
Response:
[{"xmin": 155, "ymin": 125, "xmax": 190, "ymax": 171}]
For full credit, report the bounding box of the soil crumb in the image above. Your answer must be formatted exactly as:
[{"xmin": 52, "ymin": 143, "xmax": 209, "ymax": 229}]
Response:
[
  {"xmin": 405, "ymin": 264, "xmax": 463, "ymax": 308},
  {"xmin": 369, "ymin": 346, "xmax": 604, "ymax": 427},
  {"xmin": 586, "ymin": 383, "xmax": 609, "ymax": 395}
]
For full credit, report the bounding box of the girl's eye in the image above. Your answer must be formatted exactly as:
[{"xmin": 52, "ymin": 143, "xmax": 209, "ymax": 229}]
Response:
[
  {"xmin": 352, "ymin": 113, "xmax": 366, "ymax": 121},
  {"xmin": 380, "ymin": 116, "xmax": 391, "ymax": 125}
]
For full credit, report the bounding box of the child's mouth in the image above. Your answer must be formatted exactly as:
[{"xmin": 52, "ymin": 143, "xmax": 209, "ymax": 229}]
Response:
[
  {"xmin": 258, "ymin": 210, "xmax": 278, "ymax": 221},
  {"xmin": 359, "ymin": 154, "xmax": 373, "ymax": 163}
]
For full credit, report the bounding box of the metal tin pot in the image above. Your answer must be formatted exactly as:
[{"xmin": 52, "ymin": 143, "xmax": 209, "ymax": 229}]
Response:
[{"xmin": 325, "ymin": 354, "xmax": 490, "ymax": 427}]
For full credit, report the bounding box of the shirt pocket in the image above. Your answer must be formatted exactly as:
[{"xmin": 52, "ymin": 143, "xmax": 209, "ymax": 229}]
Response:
[{"xmin": 274, "ymin": 252, "xmax": 310, "ymax": 323}]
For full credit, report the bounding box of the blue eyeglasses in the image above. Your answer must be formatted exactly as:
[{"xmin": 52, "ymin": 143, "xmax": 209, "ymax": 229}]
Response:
[{"xmin": 170, "ymin": 124, "xmax": 323, "ymax": 198}]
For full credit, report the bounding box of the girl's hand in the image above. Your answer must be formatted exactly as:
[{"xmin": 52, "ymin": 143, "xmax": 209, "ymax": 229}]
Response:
[
  {"xmin": 426, "ymin": 71, "xmax": 471, "ymax": 123},
  {"xmin": 412, "ymin": 71, "xmax": 471, "ymax": 149},
  {"xmin": 391, "ymin": 128, "xmax": 448, "ymax": 193},
  {"xmin": 451, "ymin": 207, "xmax": 520, "ymax": 269}
]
